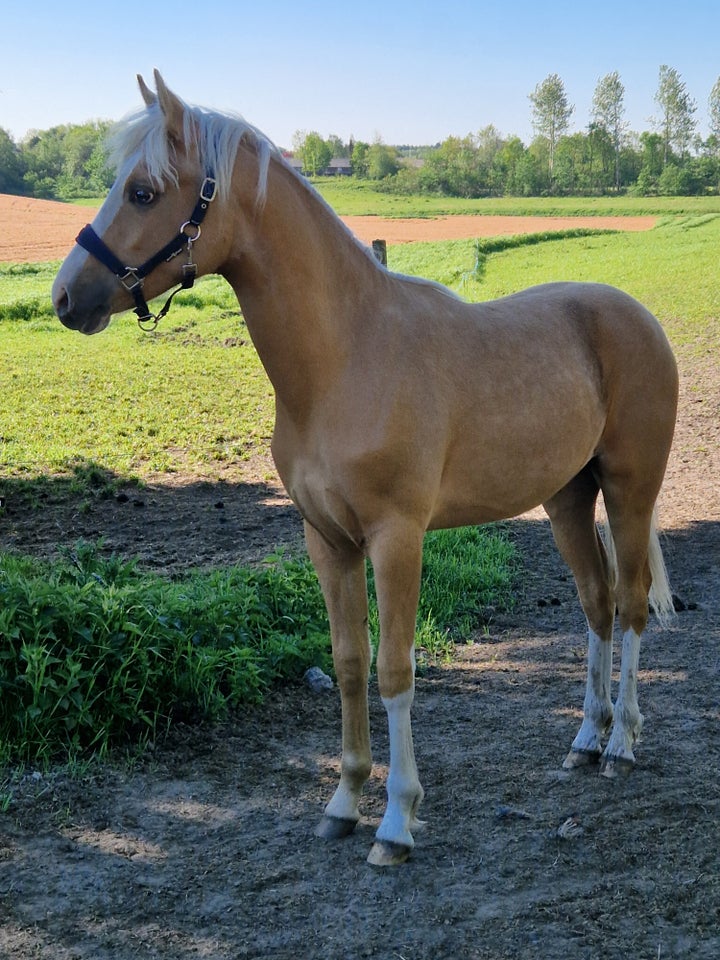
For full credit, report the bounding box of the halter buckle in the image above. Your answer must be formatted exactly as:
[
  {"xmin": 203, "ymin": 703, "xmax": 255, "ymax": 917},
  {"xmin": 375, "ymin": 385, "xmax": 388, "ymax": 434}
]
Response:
[
  {"xmin": 120, "ymin": 268, "xmax": 143, "ymax": 292},
  {"xmin": 200, "ymin": 177, "xmax": 217, "ymax": 203}
]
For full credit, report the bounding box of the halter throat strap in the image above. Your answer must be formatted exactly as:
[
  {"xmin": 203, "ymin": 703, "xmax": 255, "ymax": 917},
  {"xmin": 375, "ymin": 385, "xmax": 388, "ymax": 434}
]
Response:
[{"xmin": 76, "ymin": 174, "xmax": 217, "ymax": 331}]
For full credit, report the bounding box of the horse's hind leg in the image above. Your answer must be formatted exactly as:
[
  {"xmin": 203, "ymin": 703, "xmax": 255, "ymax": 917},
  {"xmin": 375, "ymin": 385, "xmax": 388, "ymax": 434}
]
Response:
[
  {"xmin": 595, "ymin": 485, "xmax": 658, "ymax": 778},
  {"xmin": 306, "ymin": 522, "xmax": 373, "ymax": 840},
  {"xmin": 593, "ymin": 340, "xmax": 677, "ymax": 777},
  {"xmin": 544, "ymin": 467, "xmax": 615, "ymax": 768}
]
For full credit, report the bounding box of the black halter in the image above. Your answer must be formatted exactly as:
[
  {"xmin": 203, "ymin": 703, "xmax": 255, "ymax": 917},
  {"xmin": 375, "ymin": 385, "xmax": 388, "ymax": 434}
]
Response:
[{"xmin": 75, "ymin": 175, "xmax": 217, "ymax": 331}]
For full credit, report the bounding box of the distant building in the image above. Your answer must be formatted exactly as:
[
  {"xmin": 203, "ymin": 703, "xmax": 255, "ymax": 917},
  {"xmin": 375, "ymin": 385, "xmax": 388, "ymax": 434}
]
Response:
[
  {"xmin": 325, "ymin": 158, "xmax": 352, "ymax": 176},
  {"xmin": 283, "ymin": 155, "xmax": 353, "ymax": 177},
  {"xmin": 284, "ymin": 156, "xmax": 304, "ymax": 174}
]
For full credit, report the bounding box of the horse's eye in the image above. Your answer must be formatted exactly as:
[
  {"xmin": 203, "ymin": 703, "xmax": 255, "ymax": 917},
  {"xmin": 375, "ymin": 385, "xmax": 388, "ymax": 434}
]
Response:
[{"xmin": 131, "ymin": 187, "xmax": 156, "ymax": 206}]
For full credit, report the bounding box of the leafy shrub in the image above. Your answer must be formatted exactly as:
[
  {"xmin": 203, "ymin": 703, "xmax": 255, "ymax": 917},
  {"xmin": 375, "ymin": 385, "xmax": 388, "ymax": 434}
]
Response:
[
  {"xmin": 0, "ymin": 545, "xmax": 330, "ymax": 763},
  {"xmin": 0, "ymin": 526, "xmax": 516, "ymax": 764}
]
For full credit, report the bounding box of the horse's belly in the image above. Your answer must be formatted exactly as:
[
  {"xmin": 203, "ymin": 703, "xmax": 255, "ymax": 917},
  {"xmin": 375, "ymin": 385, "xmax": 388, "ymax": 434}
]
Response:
[{"xmin": 429, "ymin": 417, "xmax": 602, "ymax": 527}]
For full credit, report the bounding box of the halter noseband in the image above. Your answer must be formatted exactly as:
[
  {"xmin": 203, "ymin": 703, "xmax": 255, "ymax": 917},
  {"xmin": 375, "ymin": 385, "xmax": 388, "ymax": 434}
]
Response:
[{"xmin": 75, "ymin": 174, "xmax": 217, "ymax": 331}]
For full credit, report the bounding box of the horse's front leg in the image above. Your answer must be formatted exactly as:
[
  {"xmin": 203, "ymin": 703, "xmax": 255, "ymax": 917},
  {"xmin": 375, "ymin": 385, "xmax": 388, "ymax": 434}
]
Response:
[
  {"xmin": 366, "ymin": 523, "xmax": 425, "ymax": 867},
  {"xmin": 306, "ymin": 522, "xmax": 373, "ymax": 840}
]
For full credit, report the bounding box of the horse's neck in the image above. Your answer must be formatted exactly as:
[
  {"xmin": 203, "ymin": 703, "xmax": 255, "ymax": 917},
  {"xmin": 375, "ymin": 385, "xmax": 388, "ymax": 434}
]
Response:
[{"xmin": 223, "ymin": 154, "xmax": 380, "ymax": 418}]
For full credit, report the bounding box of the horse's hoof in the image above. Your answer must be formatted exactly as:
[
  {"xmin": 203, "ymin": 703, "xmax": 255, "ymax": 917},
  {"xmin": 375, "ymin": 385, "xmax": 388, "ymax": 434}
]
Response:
[
  {"xmin": 599, "ymin": 755, "xmax": 635, "ymax": 779},
  {"xmin": 562, "ymin": 749, "xmax": 601, "ymax": 770},
  {"xmin": 367, "ymin": 840, "xmax": 412, "ymax": 867},
  {"xmin": 314, "ymin": 815, "xmax": 358, "ymax": 840}
]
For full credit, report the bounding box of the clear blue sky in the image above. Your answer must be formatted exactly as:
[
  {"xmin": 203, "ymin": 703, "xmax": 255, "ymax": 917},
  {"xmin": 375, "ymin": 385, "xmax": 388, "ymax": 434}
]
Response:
[{"xmin": 3, "ymin": 0, "xmax": 720, "ymax": 148}]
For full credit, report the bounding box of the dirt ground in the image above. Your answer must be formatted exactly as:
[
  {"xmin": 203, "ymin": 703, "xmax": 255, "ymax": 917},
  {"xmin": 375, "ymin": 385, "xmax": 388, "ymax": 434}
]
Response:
[
  {"xmin": 0, "ymin": 197, "xmax": 718, "ymax": 959},
  {"xmin": 0, "ymin": 193, "xmax": 657, "ymax": 261}
]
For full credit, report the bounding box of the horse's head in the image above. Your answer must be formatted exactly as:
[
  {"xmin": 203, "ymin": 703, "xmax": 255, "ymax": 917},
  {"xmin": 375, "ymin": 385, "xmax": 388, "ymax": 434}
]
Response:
[{"xmin": 52, "ymin": 71, "xmax": 268, "ymax": 334}]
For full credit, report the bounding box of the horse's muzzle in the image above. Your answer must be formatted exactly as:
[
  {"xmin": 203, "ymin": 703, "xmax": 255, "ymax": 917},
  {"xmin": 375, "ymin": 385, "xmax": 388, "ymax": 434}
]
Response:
[{"xmin": 52, "ymin": 283, "xmax": 112, "ymax": 335}]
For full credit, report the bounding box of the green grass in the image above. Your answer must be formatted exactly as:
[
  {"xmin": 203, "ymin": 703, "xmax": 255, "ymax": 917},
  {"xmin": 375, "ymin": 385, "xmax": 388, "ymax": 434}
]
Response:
[
  {"xmin": 42, "ymin": 179, "xmax": 720, "ymax": 218},
  {"xmin": 1, "ymin": 273, "xmax": 273, "ymax": 478},
  {"xmin": 0, "ymin": 544, "xmax": 329, "ymax": 763},
  {"xmin": 315, "ymin": 178, "xmax": 720, "ymax": 218},
  {"xmin": 0, "ymin": 262, "xmax": 61, "ymax": 321}
]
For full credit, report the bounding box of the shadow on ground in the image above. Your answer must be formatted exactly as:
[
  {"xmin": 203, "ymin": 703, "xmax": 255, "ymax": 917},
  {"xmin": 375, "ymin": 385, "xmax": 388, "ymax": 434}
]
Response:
[{"xmin": 0, "ymin": 459, "xmax": 304, "ymax": 571}]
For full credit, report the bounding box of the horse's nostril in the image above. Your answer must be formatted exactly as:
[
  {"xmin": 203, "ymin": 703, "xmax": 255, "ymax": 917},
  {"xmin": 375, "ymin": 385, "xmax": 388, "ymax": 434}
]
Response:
[{"xmin": 53, "ymin": 286, "xmax": 70, "ymax": 318}]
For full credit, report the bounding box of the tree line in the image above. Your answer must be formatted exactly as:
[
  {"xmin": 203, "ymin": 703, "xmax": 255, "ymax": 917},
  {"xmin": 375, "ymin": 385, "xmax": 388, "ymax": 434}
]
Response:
[
  {"xmin": 2, "ymin": 65, "xmax": 720, "ymax": 200},
  {"xmin": 298, "ymin": 67, "xmax": 720, "ymax": 198},
  {"xmin": 0, "ymin": 120, "xmax": 115, "ymax": 199}
]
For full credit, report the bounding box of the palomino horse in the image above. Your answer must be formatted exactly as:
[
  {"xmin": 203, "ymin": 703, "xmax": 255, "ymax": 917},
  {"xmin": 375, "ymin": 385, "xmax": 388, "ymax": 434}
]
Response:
[{"xmin": 53, "ymin": 72, "xmax": 678, "ymax": 866}]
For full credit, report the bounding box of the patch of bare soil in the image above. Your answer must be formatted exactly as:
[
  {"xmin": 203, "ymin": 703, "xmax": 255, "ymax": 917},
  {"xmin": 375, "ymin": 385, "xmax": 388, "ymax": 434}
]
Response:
[
  {"xmin": 0, "ymin": 195, "xmax": 99, "ymax": 263},
  {"xmin": 341, "ymin": 213, "xmax": 657, "ymax": 245},
  {"xmin": 0, "ymin": 200, "xmax": 717, "ymax": 959},
  {"xmin": 0, "ymin": 192, "xmax": 655, "ymax": 262}
]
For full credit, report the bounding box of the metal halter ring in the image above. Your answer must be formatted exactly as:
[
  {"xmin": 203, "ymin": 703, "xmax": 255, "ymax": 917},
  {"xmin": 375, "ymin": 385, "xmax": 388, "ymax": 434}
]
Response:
[{"xmin": 180, "ymin": 221, "xmax": 201, "ymax": 244}]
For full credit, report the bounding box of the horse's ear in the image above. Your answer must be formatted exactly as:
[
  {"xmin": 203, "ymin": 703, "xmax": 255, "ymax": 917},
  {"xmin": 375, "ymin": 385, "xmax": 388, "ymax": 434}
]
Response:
[
  {"xmin": 152, "ymin": 69, "xmax": 185, "ymax": 143},
  {"xmin": 137, "ymin": 74, "xmax": 157, "ymax": 107}
]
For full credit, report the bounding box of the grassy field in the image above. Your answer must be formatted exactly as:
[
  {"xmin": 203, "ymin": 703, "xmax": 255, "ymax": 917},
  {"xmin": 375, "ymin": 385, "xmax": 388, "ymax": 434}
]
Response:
[
  {"xmin": 1, "ymin": 198, "xmax": 717, "ymax": 763},
  {"xmin": 314, "ymin": 178, "xmax": 720, "ymax": 217},
  {"xmin": 1, "ymin": 274, "xmax": 273, "ymax": 478}
]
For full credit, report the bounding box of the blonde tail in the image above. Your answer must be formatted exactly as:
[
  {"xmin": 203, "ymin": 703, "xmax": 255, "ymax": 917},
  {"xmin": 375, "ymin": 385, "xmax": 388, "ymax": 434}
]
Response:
[
  {"xmin": 647, "ymin": 510, "xmax": 675, "ymax": 627},
  {"xmin": 602, "ymin": 506, "xmax": 675, "ymax": 629}
]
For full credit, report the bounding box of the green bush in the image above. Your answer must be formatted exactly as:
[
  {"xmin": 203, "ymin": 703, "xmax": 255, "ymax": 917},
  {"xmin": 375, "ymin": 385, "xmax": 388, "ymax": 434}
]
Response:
[
  {"xmin": 0, "ymin": 527, "xmax": 516, "ymax": 765},
  {"xmin": 0, "ymin": 545, "xmax": 330, "ymax": 763}
]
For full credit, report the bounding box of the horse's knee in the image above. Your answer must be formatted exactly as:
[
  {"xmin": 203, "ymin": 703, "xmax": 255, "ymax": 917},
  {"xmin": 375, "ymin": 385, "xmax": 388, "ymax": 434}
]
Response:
[
  {"xmin": 333, "ymin": 643, "xmax": 372, "ymax": 697},
  {"xmin": 375, "ymin": 637, "xmax": 417, "ymax": 701},
  {"xmin": 580, "ymin": 590, "xmax": 614, "ymax": 636},
  {"xmin": 377, "ymin": 668, "xmax": 415, "ymax": 702},
  {"xmin": 615, "ymin": 583, "xmax": 650, "ymax": 636}
]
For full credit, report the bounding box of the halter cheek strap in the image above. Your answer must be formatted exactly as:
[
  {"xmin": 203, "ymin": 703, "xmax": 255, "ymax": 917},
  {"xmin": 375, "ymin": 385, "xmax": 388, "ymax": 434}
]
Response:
[{"xmin": 76, "ymin": 174, "xmax": 217, "ymax": 331}]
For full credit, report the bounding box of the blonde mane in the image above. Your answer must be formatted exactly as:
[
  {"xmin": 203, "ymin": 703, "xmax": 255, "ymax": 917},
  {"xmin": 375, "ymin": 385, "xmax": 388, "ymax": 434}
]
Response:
[
  {"xmin": 107, "ymin": 96, "xmax": 277, "ymax": 202},
  {"xmin": 106, "ymin": 91, "xmax": 462, "ymax": 296}
]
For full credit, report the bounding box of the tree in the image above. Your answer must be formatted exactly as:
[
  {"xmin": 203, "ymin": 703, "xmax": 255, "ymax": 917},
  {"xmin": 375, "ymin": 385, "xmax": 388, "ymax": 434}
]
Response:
[
  {"xmin": 528, "ymin": 74, "xmax": 574, "ymax": 186},
  {"xmin": 21, "ymin": 126, "xmax": 67, "ymax": 197},
  {"xmin": 84, "ymin": 137, "xmax": 115, "ymax": 195},
  {"xmin": 493, "ymin": 136, "xmax": 528, "ymax": 195},
  {"xmin": 654, "ymin": 65, "xmax": 697, "ymax": 164},
  {"xmin": 0, "ymin": 127, "xmax": 25, "ymax": 194},
  {"xmin": 351, "ymin": 141, "xmax": 370, "ymax": 178},
  {"xmin": 420, "ymin": 136, "xmax": 480, "ymax": 196},
  {"xmin": 633, "ymin": 132, "xmax": 664, "ymax": 195},
  {"xmin": 707, "ymin": 78, "xmax": 720, "ymax": 191},
  {"xmin": 293, "ymin": 131, "xmax": 332, "ymax": 176},
  {"xmin": 710, "ymin": 77, "xmax": 720, "ymax": 142},
  {"xmin": 591, "ymin": 71, "xmax": 627, "ymax": 190},
  {"xmin": 56, "ymin": 121, "xmax": 111, "ymax": 198},
  {"xmin": 366, "ymin": 141, "xmax": 399, "ymax": 180},
  {"xmin": 326, "ymin": 134, "xmax": 348, "ymax": 158},
  {"xmin": 554, "ymin": 132, "xmax": 606, "ymax": 194},
  {"xmin": 475, "ymin": 125, "xmax": 505, "ymax": 195},
  {"xmin": 19, "ymin": 122, "xmax": 111, "ymax": 198},
  {"xmin": 586, "ymin": 123, "xmax": 617, "ymax": 193}
]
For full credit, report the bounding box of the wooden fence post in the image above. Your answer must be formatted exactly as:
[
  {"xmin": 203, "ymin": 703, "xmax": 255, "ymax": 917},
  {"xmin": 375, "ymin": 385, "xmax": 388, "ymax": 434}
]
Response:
[{"xmin": 372, "ymin": 239, "xmax": 387, "ymax": 266}]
